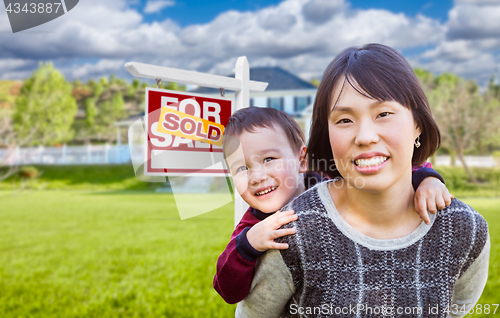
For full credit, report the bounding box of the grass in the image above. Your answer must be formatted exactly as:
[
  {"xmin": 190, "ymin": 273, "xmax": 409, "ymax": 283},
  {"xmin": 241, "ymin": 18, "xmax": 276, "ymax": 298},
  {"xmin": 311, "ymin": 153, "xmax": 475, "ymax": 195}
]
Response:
[
  {"xmin": 461, "ymin": 198, "xmax": 500, "ymax": 318},
  {"xmin": 0, "ymin": 191, "xmax": 237, "ymax": 317},
  {"xmin": 1, "ymin": 165, "xmax": 500, "ymax": 197},
  {"xmin": 436, "ymin": 167, "xmax": 500, "ymax": 198},
  {"xmin": 0, "ymin": 165, "xmax": 155, "ymax": 191},
  {"xmin": 0, "ymin": 191, "xmax": 498, "ymax": 317},
  {"xmin": 0, "ymin": 165, "xmax": 232, "ymax": 194}
]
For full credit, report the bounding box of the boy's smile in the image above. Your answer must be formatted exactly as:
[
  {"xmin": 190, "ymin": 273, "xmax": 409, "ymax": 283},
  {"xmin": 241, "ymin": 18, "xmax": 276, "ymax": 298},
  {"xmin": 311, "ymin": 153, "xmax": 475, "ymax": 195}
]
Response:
[{"xmin": 226, "ymin": 125, "xmax": 307, "ymax": 213}]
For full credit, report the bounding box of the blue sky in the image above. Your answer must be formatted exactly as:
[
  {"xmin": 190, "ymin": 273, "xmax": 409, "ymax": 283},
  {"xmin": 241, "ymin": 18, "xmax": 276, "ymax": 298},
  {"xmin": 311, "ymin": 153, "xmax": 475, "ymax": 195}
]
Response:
[
  {"xmin": 0, "ymin": 0, "xmax": 499, "ymax": 87},
  {"xmin": 139, "ymin": 0, "xmax": 285, "ymax": 26},
  {"xmin": 349, "ymin": 0, "xmax": 453, "ymax": 21},
  {"xmin": 137, "ymin": 0, "xmax": 454, "ymax": 26}
]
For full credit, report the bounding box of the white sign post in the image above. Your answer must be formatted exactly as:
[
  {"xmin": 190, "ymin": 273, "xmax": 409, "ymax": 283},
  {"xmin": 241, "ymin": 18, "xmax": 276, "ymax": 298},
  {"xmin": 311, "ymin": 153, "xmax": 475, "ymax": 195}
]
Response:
[{"xmin": 125, "ymin": 57, "xmax": 268, "ymax": 227}]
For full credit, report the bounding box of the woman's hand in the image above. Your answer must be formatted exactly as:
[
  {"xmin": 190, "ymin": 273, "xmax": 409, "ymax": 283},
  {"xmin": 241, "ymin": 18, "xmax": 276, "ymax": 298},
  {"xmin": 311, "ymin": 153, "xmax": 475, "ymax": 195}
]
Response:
[
  {"xmin": 414, "ymin": 177, "xmax": 454, "ymax": 225},
  {"xmin": 246, "ymin": 210, "xmax": 298, "ymax": 252}
]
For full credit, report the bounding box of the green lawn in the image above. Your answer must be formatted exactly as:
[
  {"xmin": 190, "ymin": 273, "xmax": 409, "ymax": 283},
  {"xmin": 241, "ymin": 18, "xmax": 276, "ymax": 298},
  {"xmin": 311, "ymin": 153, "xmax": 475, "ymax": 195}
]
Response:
[
  {"xmin": 460, "ymin": 198, "xmax": 500, "ymax": 318},
  {"xmin": 0, "ymin": 191, "xmax": 237, "ymax": 317},
  {"xmin": 0, "ymin": 191, "xmax": 498, "ymax": 317}
]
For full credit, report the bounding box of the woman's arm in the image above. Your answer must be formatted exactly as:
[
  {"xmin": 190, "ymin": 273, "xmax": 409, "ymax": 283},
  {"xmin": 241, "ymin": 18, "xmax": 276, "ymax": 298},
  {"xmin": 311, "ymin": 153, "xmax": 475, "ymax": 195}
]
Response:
[
  {"xmin": 235, "ymin": 249, "xmax": 295, "ymax": 318},
  {"xmin": 448, "ymin": 235, "xmax": 490, "ymax": 318}
]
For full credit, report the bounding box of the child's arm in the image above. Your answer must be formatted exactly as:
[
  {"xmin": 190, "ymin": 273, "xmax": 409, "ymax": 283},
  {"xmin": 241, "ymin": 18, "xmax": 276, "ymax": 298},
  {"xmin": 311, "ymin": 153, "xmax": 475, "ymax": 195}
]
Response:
[
  {"xmin": 213, "ymin": 207, "xmax": 259, "ymax": 304},
  {"xmin": 245, "ymin": 210, "xmax": 297, "ymax": 252},
  {"xmin": 412, "ymin": 164, "xmax": 453, "ymax": 225},
  {"xmin": 213, "ymin": 209, "xmax": 296, "ymax": 304}
]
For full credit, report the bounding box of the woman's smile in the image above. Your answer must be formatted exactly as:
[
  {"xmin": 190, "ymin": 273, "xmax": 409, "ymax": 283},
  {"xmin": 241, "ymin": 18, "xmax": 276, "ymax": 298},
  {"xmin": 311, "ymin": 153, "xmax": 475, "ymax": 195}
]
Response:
[
  {"xmin": 352, "ymin": 152, "xmax": 390, "ymax": 173},
  {"xmin": 353, "ymin": 156, "xmax": 390, "ymax": 173}
]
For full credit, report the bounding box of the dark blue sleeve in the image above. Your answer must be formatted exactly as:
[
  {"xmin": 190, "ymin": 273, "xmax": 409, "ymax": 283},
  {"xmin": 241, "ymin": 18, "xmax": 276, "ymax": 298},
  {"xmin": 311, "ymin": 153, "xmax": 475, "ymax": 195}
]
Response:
[
  {"xmin": 235, "ymin": 227, "xmax": 265, "ymax": 262},
  {"xmin": 412, "ymin": 167, "xmax": 445, "ymax": 191},
  {"xmin": 304, "ymin": 171, "xmax": 326, "ymax": 189}
]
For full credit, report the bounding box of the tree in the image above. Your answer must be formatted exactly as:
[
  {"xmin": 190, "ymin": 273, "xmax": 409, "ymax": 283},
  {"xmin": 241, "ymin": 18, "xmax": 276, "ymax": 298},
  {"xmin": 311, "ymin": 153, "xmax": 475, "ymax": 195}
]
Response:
[
  {"xmin": 94, "ymin": 91, "xmax": 126, "ymax": 141},
  {"xmin": 427, "ymin": 73, "xmax": 497, "ymax": 183},
  {"xmin": 0, "ymin": 107, "xmax": 17, "ymax": 182},
  {"xmin": 84, "ymin": 97, "xmax": 98, "ymax": 129},
  {"xmin": 483, "ymin": 77, "xmax": 500, "ymax": 153},
  {"xmin": 13, "ymin": 63, "xmax": 77, "ymax": 146},
  {"xmin": 310, "ymin": 79, "xmax": 320, "ymax": 87},
  {"xmin": 488, "ymin": 76, "xmax": 500, "ymax": 99},
  {"xmin": 87, "ymin": 79, "xmax": 104, "ymax": 99},
  {"xmin": 414, "ymin": 68, "xmax": 434, "ymax": 92},
  {"xmin": 72, "ymin": 97, "xmax": 99, "ymax": 144},
  {"xmin": 0, "ymin": 81, "xmax": 24, "ymax": 181}
]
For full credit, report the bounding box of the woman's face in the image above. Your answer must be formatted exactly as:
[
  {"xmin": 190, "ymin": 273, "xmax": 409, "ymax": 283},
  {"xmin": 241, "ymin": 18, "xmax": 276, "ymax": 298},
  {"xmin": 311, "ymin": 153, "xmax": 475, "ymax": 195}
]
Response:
[{"xmin": 328, "ymin": 81, "xmax": 421, "ymax": 193}]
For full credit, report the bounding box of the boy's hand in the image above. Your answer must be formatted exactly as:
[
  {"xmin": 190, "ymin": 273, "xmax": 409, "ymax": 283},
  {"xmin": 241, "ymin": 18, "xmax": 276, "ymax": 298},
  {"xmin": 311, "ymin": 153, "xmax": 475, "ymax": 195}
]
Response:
[
  {"xmin": 414, "ymin": 177, "xmax": 454, "ymax": 225},
  {"xmin": 246, "ymin": 210, "xmax": 298, "ymax": 252}
]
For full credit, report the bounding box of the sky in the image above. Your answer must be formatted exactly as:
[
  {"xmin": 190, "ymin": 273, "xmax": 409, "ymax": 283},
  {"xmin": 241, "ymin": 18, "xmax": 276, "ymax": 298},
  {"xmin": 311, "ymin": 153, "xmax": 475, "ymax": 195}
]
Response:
[{"xmin": 0, "ymin": 0, "xmax": 499, "ymax": 87}]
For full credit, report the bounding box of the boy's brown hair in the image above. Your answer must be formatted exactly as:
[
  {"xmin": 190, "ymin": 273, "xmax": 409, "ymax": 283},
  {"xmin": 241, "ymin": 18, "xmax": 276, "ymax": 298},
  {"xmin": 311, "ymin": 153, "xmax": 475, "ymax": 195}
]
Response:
[{"xmin": 222, "ymin": 107, "xmax": 305, "ymax": 158}]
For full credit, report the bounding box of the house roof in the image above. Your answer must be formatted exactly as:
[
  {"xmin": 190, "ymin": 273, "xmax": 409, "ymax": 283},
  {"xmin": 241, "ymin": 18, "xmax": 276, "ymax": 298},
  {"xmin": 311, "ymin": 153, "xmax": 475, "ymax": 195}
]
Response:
[
  {"xmin": 115, "ymin": 67, "xmax": 317, "ymax": 126},
  {"xmin": 192, "ymin": 67, "xmax": 316, "ymax": 93}
]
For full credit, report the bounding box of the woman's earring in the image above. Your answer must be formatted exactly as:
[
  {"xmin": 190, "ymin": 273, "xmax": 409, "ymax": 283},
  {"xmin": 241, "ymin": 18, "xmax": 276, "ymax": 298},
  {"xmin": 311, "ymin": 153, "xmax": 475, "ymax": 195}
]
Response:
[{"xmin": 414, "ymin": 136, "xmax": 421, "ymax": 148}]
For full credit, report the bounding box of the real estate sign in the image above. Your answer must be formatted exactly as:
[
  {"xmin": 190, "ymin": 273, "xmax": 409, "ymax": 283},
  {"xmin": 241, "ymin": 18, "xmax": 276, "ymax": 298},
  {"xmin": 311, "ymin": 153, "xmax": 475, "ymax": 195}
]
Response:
[{"xmin": 145, "ymin": 88, "xmax": 232, "ymax": 176}]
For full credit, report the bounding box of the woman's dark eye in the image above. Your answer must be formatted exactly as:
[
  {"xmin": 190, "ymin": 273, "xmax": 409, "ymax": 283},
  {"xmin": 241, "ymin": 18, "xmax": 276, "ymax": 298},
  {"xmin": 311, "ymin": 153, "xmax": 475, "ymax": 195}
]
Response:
[
  {"xmin": 264, "ymin": 157, "xmax": 274, "ymax": 163},
  {"xmin": 336, "ymin": 118, "xmax": 352, "ymax": 124},
  {"xmin": 378, "ymin": 112, "xmax": 390, "ymax": 118},
  {"xmin": 236, "ymin": 166, "xmax": 248, "ymax": 173}
]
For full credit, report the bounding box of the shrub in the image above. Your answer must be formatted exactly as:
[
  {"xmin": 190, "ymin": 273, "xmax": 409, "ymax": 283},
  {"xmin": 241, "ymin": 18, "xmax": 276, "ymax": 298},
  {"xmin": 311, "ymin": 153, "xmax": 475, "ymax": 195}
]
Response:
[
  {"xmin": 435, "ymin": 166, "xmax": 500, "ymax": 197},
  {"xmin": 18, "ymin": 166, "xmax": 39, "ymax": 179}
]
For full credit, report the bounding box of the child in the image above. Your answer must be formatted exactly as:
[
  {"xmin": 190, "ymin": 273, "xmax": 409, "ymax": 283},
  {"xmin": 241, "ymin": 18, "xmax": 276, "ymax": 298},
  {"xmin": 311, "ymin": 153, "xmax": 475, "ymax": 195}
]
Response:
[{"xmin": 213, "ymin": 106, "xmax": 452, "ymax": 304}]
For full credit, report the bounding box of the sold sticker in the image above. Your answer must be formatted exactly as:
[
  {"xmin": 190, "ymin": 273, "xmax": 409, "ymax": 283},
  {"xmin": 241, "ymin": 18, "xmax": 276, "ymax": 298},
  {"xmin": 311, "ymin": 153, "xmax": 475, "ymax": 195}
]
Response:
[
  {"xmin": 145, "ymin": 88, "xmax": 232, "ymax": 176},
  {"xmin": 156, "ymin": 106, "xmax": 225, "ymax": 147}
]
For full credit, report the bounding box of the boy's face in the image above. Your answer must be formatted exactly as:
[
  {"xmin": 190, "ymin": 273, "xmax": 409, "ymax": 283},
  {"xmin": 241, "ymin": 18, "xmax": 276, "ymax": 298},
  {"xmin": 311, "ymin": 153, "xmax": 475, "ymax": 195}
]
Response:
[{"xmin": 225, "ymin": 125, "xmax": 307, "ymax": 213}]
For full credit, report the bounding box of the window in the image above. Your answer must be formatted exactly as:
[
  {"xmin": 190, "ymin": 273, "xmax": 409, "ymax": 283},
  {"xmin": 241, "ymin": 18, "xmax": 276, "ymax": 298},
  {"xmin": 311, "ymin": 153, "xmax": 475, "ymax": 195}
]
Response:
[
  {"xmin": 295, "ymin": 96, "xmax": 310, "ymax": 113},
  {"xmin": 268, "ymin": 97, "xmax": 283, "ymax": 111}
]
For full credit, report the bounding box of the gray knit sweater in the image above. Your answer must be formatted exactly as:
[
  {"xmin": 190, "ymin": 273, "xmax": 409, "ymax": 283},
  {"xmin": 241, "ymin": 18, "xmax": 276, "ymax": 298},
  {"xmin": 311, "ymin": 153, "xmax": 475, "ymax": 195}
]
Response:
[{"xmin": 236, "ymin": 180, "xmax": 490, "ymax": 318}]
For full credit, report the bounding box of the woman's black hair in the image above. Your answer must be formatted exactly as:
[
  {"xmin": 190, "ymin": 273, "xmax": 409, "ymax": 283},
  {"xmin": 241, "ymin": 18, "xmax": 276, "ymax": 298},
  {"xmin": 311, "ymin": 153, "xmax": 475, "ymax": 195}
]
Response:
[{"xmin": 307, "ymin": 43, "xmax": 441, "ymax": 179}]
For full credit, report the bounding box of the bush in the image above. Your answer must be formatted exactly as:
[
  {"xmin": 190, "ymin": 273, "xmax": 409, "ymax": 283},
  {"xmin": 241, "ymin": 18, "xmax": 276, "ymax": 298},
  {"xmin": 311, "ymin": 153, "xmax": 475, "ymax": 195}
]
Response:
[
  {"xmin": 2, "ymin": 165, "xmax": 499, "ymax": 197},
  {"xmin": 1, "ymin": 164, "xmax": 148, "ymax": 191},
  {"xmin": 18, "ymin": 166, "xmax": 39, "ymax": 179},
  {"xmin": 435, "ymin": 166, "xmax": 500, "ymax": 197}
]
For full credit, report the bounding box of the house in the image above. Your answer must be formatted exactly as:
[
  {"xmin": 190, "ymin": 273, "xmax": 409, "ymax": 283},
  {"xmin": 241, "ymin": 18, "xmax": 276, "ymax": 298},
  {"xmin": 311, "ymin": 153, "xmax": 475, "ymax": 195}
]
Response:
[
  {"xmin": 115, "ymin": 66, "xmax": 318, "ymax": 142},
  {"xmin": 191, "ymin": 66, "xmax": 317, "ymax": 140}
]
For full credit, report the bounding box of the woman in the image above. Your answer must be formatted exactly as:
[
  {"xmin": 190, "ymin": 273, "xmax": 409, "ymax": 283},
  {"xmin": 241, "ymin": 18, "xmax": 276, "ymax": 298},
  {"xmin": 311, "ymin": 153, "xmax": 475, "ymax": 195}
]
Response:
[{"xmin": 236, "ymin": 44, "xmax": 489, "ymax": 318}]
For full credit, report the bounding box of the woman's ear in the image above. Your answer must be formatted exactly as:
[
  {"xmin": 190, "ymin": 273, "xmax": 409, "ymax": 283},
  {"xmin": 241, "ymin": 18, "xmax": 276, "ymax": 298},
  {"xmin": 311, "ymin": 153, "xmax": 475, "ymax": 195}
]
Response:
[
  {"xmin": 299, "ymin": 145, "xmax": 308, "ymax": 173},
  {"xmin": 414, "ymin": 123, "xmax": 422, "ymax": 140}
]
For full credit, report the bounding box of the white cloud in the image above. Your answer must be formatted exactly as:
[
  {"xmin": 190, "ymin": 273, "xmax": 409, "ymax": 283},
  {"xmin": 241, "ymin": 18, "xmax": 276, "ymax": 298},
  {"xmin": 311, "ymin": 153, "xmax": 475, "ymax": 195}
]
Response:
[
  {"xmin": 421, "ymin": 40, "xmax": 481, "ymax": 62},
  {"xmin": 454, "ymin": 0, "xmax": 499, "ymax": 5},
  {"xmin": 447, "ymin": 0, "xmax": 500, "ymax": 40},
  {"xmin": 302, "ymin": 0, "xmax": 346, "ymax": 24},
  {"xmin": 173, "ymin": 0, "xmax": 444, "ymax": 76},
  {"xmin": 0, "ymin": 58, "xmax": 33, "ymax": 71},
  {"xmin": 418, "ymin": 52, "xmax": 499, "ymax": 85},
  {"xmin": 143, "ymin": 1, "xmax": 175, "ymax": 14},
  {"xmin": 66, "ymin": 59, "xmax": 127, "ymax": 79},
  {"xmin": 412, "ymin": 0, "xmax": 500, "ymax": 86},
  {"xmin": 0, "ymin": 0, "xmax": 497, "ymax": 87}
]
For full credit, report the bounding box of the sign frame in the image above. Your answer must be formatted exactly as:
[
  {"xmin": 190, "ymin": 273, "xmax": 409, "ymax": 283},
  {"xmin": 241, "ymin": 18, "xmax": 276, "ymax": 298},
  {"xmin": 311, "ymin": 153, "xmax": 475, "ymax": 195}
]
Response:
[
  {"xmin": 125, "ymin": 57, "xmax": 268, "ymax": 227},
  {"xmin": 144, "ymin": 87, "xmax": 233, "ymax": 177}
]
